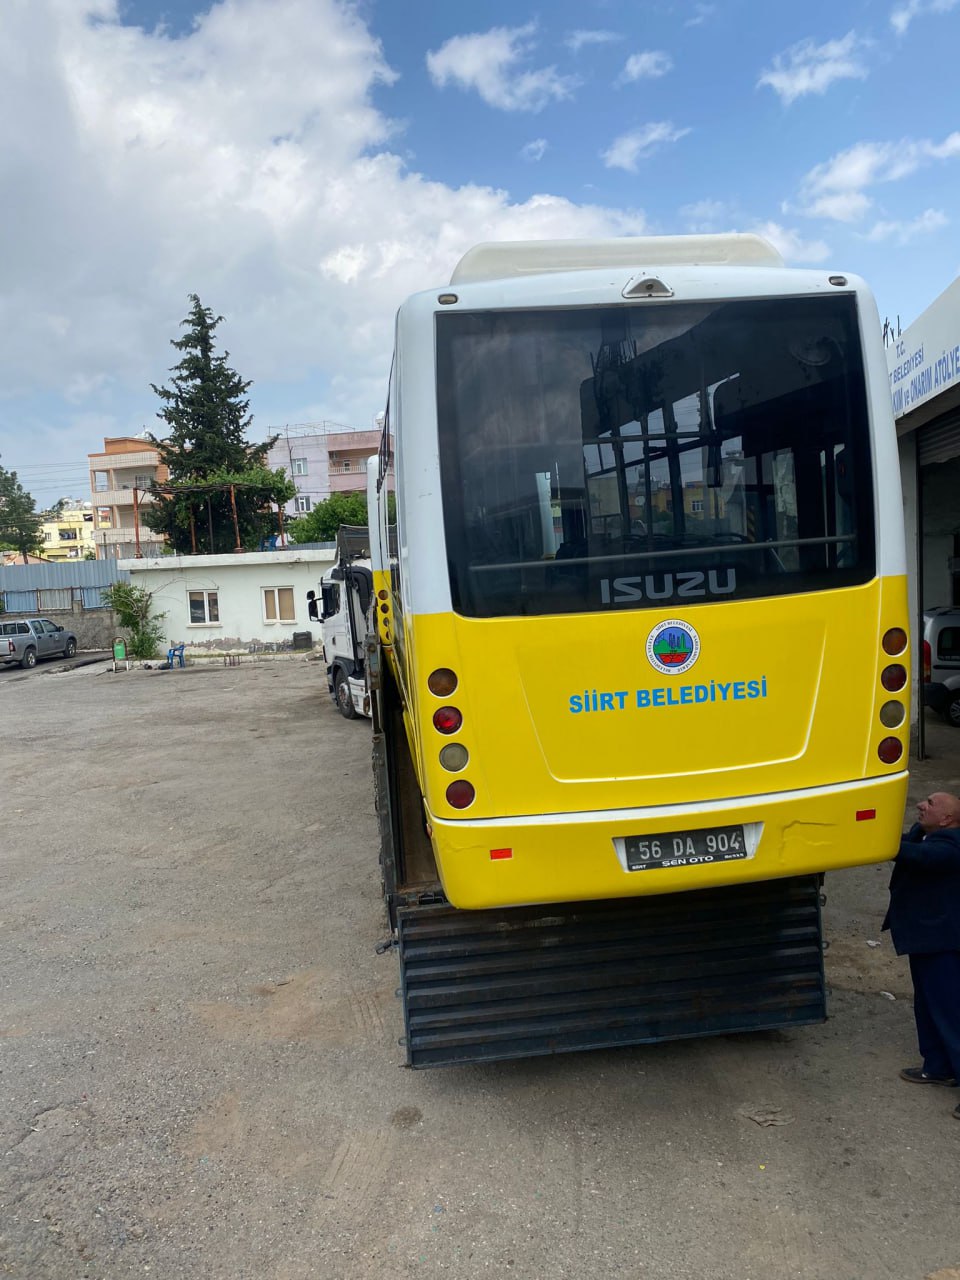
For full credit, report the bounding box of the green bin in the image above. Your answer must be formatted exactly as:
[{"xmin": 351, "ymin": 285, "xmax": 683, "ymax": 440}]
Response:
[{"xmin": 113, "ymin": 639, "xmax": 127, "ymax": 661}]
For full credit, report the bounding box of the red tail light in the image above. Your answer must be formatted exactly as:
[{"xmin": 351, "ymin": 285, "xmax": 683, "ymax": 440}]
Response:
[
  {"xmin": 433, "ymin": 706, "xmax": 462, "ymax": 735},
  {"xmin": 445, "ymin": 780, "xmax": 475, "ymax": 809},
  {"xmin": 923, "ymin": 640, "xmax": 931, "ymax": 682},
  {"xmin": 878, "ymin": 737, "xmax": 903, "ymax": 764},
  {"xmin": 881, "ymin": 664, "xmax": 907, "ymax": 692}
]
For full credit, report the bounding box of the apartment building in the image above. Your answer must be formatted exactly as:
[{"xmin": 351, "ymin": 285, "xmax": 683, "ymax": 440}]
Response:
[
  {"xmin": 266, "ymin": 426, "xmax": 382, "ymax": 517},
  {"xmin": 87, "ymin": 436, "xmax": 169, "ymax": 559},
  {"xmin": 40, "ymin": 502, "xmax": 98, "ymax": 561}
]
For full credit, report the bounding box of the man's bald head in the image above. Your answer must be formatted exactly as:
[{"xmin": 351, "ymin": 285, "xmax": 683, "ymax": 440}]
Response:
[{"xmin": 916, "ymin": 792, "xmax": 960, "ymax": 833}]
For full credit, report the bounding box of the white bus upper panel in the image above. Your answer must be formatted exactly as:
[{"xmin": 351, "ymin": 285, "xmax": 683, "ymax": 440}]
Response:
[
  {"xmin": 391, "ymin": 258, "xmax": 904, "ymax": 619},
  {"xmin": 450, "ymin": 234, "xmax": 784, "ymax": 284}
]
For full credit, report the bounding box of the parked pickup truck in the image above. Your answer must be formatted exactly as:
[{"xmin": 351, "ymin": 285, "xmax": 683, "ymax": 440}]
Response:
[{"xmin": 0, "ymin": 618, "xmax": 78, "ymax": 669}]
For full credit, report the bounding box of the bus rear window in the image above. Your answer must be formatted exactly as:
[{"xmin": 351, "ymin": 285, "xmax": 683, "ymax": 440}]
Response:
[{"xmin": 436, "ymin": 296, "xmax": 875, "ymax": 617}]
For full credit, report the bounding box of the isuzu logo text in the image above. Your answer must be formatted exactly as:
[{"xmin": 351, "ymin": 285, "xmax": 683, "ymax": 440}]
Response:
[{"xmin": 599, "ymin": 568, "xmax": 736, "ymax": 605}]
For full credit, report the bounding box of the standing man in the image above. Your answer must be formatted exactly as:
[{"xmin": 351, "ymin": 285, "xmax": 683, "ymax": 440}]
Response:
[{"xmin": 884, "ymin": 792, "xmax": 960, "ymax": 1117}]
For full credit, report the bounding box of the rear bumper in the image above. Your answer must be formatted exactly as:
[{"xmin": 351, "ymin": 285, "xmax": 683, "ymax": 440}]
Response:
[{"xmin": 427, "ymin": 771, "xmax": 909, "ymax": 909}]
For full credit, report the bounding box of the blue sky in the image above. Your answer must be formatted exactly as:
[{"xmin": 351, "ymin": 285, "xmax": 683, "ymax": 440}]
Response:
[{"xmin": 2, "ymin": 0, "xmax": 959, "ymax": 506}]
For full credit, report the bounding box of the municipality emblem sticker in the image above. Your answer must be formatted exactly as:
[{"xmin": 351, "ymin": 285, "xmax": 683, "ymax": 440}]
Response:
[{"xmin": 646, "ymin": 619, "xmax": 700, "ymax": 676}]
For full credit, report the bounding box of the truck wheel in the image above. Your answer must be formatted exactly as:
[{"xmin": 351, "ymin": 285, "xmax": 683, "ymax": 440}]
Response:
[
  {"xmin": 334, "ymin": 668, "xmax": 357, "ymax": 719},
  {"xmin": 20, "ymin": 647, "xmax": 36, "ymax": 669},
  {"xmin": 63, "ymin": 639, "xmax": 77, "ymax": 658}
]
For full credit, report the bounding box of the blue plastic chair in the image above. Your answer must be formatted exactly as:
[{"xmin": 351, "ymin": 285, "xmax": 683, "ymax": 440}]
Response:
[{"xmin": 167, "ymin": 642, "xmax": 186, "ymax": 668}]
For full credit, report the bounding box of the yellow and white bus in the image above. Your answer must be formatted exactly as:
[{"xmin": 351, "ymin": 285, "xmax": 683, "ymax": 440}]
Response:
[{"xmin": 368, "ymin": 235, "xmax": 910, "ymax": 1067}]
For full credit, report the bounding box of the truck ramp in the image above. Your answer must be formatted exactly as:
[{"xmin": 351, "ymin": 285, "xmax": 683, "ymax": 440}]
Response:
[{"xmin": 396, "ymin": 876, "xmax": 825, "ymax": 1068}]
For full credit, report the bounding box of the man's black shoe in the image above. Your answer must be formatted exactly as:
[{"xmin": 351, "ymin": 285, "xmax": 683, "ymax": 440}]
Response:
[{"xmin": 899, "ymin": 1066, "xmax": 958, "ymax": 1086}]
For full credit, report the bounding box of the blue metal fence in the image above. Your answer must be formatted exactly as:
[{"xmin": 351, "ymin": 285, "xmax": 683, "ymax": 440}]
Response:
[{"xmin": 0, "ymin": 561, "xmax": 128, "ymax": 613}]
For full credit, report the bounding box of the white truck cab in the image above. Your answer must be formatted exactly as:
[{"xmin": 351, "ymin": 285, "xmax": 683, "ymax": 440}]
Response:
[{"xmin": 320, "ymin": 526, "xmax": 372, "ymax": 719}]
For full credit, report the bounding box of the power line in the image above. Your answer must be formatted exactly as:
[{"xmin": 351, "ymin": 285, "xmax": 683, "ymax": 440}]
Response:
[{"xmin": 7, "ymin": 465, "xmax": 90, "ymax": 476}]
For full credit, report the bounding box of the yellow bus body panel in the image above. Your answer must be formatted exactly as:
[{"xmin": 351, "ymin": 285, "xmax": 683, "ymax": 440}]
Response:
[
  {"xmin": 401, "ymin": 576, "xmax": 910, "ymax": 909},
  {"xmin": 429, "ymin": 773, "xmax": 908, "ymax": 909}
]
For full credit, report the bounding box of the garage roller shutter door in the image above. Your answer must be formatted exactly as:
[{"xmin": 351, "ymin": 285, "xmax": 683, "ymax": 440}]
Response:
[{"xmin": 919, "ymin": 410, "xmax": 960, "ymax": 466}]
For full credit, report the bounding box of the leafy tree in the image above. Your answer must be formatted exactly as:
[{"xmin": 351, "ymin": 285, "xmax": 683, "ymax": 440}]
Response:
[
  {"xmin": 102, "ymin": 582, "xmax": 167, "ymax": 659},
  {"xmin": 287, "ymin": 491, "xmax": 369, "ymax": 543},
  {"xmin": 143, "ymin": 295, "xmax": 295, "ymax": 553},
  {"xmin": 287, "ymin": 492, "xmax": 397, "ymax": 544},
  {"xmin": 0, "ymin": 464, "xmax": 43, "ymax": 562}
]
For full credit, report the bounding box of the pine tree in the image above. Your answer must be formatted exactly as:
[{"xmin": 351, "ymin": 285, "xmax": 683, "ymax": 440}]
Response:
[
  {"xmin": 0, "ymin": 464, "xmax": 43, "ymax": 562},
  {"xmin": 143, "ymin": 295, "xmax": 294, "ymax": 553}
]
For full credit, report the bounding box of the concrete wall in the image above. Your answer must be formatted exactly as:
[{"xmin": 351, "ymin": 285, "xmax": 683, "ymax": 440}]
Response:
[
  {"xmin": 0, "ymin": 606, "xmax": 119, "ymax": 650},
  {"xmin": 121, "ymin": 548, "xmax": 336, "ymax": 652}
]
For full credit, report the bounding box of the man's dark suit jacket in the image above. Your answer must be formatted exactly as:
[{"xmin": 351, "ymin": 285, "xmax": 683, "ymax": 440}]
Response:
[{"xmin": 884, "ymin": 823, "xmax": 960, "ymax": 955}]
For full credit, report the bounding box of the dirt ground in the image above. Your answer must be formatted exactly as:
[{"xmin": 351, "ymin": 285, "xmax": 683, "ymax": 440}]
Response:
[{"xmin": 2, "ymin": 656, "xmax": 960, "ymax": 1280}]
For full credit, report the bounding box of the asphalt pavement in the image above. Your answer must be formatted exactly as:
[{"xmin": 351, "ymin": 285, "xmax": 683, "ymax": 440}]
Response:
[{"xmin": 2, "ymin": 658, "xmax": 959, "ymax": 1280}]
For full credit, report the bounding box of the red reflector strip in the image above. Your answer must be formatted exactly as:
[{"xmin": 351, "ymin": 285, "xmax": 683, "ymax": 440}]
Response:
[
  {"xmin": 856, "ymin": 809, "xmax": 876, "ymax": 821},
  {"xmin": 490, "ymin": 848, "xmax": 513, "ymax": 860}
]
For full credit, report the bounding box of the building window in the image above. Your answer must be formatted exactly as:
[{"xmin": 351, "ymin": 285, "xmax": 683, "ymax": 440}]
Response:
[
  {"xmin": 59, "ymin": 529, "xmax": 79, "ymax": 541},
  {"xmin": 263, "ymin": 586, "xmax": 296, "ymax": 623},
  {"xmin": 292, "ymin": 458, "xmax": 308, "ymax": 476},
  {"xmin": 690, "ymin": 500, "xmax": 704, "ymax": 513},
  {"xmin": 188, "ymin": 590, "xmax": 220, "ymax": 624},
  {"xmin": 294, "ymin": 495, "xmax": 312, "ymax": 513},
  {"xmin": 93, "ymin": 471, "xmax": 109, "ymax": 491},
  {"xmin": 342, "ymin": 459, "xmax": 351, "ymax": 471},
  {"xmin": 134, "ymin": 474, "xmax": 153, "ymax": 490}
]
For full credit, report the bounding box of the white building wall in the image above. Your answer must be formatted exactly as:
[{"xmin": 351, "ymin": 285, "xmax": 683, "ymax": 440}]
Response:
[{"xmin": 119, "ymin": 549, "xmax": 335, "ymax": 651}]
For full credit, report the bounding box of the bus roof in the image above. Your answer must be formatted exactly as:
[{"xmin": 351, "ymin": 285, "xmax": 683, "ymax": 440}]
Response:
[{"xmin": 450, "ymin": 234, "xmax": 784, "ymax": 285}]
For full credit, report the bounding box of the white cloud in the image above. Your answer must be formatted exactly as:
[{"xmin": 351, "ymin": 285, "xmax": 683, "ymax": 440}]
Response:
[
  {"xmin": 800, "ymin": 191, "xmax": 874, "ymax": 223},
  {"xmin": 0, "ymin": 0, "xmax": 648, "ymax": 484},
  {"xmin": 426, "ymin": 24, "xmax": 578, "ymax": 113},
  {"xmin": 620, "ymin": 51, "xmax": 673, "ymax": 82},
  {"xmin": 679, "ymin": 199, "xmax": 738, "ymax": 232},
  {"xmin": 891, "ymin": 0, "xmax": 959, "ymax": 35},
  {"xmin": 565, "ymin": 29, "xmax": 620, "ymax": 53},
  {"xmin": 685, "ymin": 5, "xmax": 715, "ymax": 27},
  {"xmin": 677, "ymin": 204, "xmax": 830, "ymax": 263},
  {"xmin": 749, "ymin": 221, "xmax": 831, "ymax": 264},
  {"xmin": 601, "ymin": 122, "xmax": 690, "ymax": 172},
  {"xmin": 797, "ymin": 132, "xmax": 960, "ymax": 220},
  {"xmin": 866, "ymin": 208, "xmax": 949, "ymax": 243},
  {"xmin": 521, "ymin": 138, "xmax": 548, "ymax": 162},
  {"xmin": 758, "ymin": 32, "xmax": 868, "ymax": 105}
]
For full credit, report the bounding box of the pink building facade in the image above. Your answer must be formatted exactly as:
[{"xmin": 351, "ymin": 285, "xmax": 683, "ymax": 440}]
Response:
[{"xmin": 266, "ymin": 427, "xmax": 382, "ymax": 518}]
